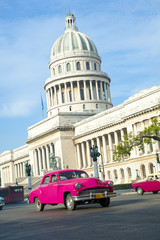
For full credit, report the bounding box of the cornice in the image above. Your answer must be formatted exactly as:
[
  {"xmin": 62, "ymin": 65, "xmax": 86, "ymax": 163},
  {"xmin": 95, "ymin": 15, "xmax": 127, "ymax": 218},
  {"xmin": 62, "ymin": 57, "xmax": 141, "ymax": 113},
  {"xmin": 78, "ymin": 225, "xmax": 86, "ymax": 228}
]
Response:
[
  {"xmin": 73, "ymin": 105, "xmax": 159, "ymax": 140},
  {"xmin": 26, "ymin": 125, "xmax": 74, "ymax": 143}
]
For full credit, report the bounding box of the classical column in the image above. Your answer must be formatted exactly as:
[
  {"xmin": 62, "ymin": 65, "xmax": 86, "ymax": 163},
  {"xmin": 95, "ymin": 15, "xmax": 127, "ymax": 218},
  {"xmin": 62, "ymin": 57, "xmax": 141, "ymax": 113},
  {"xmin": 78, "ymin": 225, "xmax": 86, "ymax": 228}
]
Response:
[
  {"xmin": 71, "ymin": 81, "xmax": 74, "ymax": 101},
  {"xmin": 133, "ymin": 124, "xmax": 139, "ymax": 156},
  {"xmin": 86, "ymin": 140, "xmax": 92, "ymax": 167},
  {"xmin": 50, "ymin": 87, "xmax": 54, "ymax": 106},
  {"xmin": 100, "ymin": 81, "xmax": 103, "ymax": 100},
  {"xmin": 17, "ymin": 163, "xmax": 20, "ymax": 178},
  {"xmin": 96, "ymin": 80, "xmax": 99, "ymax": 100},
  {"xmin": 120, "ymin": 129, "xmax": 125, "ymax": 141},
  {"xmin": 108, "ymin": 133, "xmax": 113, "ymax": 162},
  {"xmin": 38, "ymin": 148, "xmax": 42, "ymax": 175},
  {"xmin": 97, "ymin": 137, "xmax": 101, "ymax": 164},
  {"xmin": 102, "ymin": 135, "xmax": 108, "ymax": 163},
  {"xmin": 54, "ymin": 86, "xmax": 57, "ymax": 105},
  {"xmin": 14, "ymin": 164, "xmax": 17, "ymax": 179},
  {"xmin": 65, "ymin": 83, "xmax": 68, "ymax": 103},
  {"xmin": 114, "ymin": 131, "xmax": 119, "ymax": 148},
  {"xmin": 42, "ymin": 147, "xmax": 46, "ymax": 170},
  {"xmin": 141, "ymin": 122, "xmax": 148, "ymax": 154},
  {"xmin": 21, "ymin": 162, "xmax": 23, "ymax": 178},
  {"xmin": 90, "ymin": 80, "xmax": 94, "ymax": 100},
  {"xmin": 46, "ymin": 145, "xmax": 50, "ymax": 170},
  {"xmin": 107, "ymin": 83, "xmax": 111, "ymax": 102},
  {"xmin": 77, "ymin": 81, "xmax": 81, "ymax": 100},
  {"xmin": 104, "ymin": 82, "xmax": 107, "ymax": 101},
  {"xmin": 81, "ymin": 142, "xmax": 87, "ymax": 168},
  {"xmin": 33, "ymin": 150, "xmax": 38, "ymax": 177},
  {"xmin": 59, "ymin": 84, "xmax": 62, "ymax": 104},
  {"xmin": 84, "ymin": 80, "xmax": 87, "ymax": 100},
  {"xmin": 76, "ymin": 144, "xmax": 82, "ymax": 169}
]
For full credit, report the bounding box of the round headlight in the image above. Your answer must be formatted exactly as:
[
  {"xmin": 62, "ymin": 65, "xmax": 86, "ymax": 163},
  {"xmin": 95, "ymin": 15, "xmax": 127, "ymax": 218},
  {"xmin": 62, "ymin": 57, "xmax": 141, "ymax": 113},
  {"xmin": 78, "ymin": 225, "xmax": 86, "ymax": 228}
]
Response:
[
  {"xmin": 75, "ymin": 183, "xmax": 82, "ymax": 189},
  {"xmin": 108, "ymin": 181, "xmax": 114, "ymax": 186}
]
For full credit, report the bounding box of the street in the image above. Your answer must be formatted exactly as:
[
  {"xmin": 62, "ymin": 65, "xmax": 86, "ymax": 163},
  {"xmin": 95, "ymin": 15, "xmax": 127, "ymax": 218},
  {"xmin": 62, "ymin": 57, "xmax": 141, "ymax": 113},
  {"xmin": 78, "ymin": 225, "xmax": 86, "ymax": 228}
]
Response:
[{"xmin": 0, "ymin": 192, "xmax": 160, "ymax": 240}]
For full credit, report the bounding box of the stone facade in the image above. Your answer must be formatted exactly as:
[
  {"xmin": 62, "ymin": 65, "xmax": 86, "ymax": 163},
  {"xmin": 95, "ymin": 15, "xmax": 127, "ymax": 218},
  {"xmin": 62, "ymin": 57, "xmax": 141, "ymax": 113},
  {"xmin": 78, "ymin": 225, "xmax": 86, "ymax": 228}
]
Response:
[{"xmin": 0, "ymin": 12, "xmax": 160, "ymax": 187}]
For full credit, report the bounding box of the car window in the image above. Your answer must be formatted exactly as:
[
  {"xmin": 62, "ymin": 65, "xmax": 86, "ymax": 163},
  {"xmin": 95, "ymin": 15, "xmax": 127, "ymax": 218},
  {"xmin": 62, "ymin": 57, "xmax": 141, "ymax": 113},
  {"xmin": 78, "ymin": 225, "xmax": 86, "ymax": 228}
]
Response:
[
  {"xmin": 59, "ymin": 171, "xmax": 89, "ymax": 181},
  {"xmin": 42, "ymin": 176, "xmax": 50, "ymax": 184},
  {"xmin": 51, "ymin": 174, "xmax": 59, "ymax": 183}
]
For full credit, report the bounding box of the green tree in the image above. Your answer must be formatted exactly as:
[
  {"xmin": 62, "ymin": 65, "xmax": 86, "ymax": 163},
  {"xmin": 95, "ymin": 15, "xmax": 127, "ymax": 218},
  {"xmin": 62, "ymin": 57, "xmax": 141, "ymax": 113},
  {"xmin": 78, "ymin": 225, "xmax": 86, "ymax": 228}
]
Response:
[{"xmin": 114, "ymin": 118, "xmax": 160, "ymax": 161}]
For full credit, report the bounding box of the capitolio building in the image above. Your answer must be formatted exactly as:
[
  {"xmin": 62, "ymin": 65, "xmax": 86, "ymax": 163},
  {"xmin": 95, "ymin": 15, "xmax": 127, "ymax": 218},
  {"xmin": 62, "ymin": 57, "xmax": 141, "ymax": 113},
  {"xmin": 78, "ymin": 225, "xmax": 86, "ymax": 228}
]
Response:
[{"xmin": 0, "ymin": 12, "xmax": 160, "ymax": 188}]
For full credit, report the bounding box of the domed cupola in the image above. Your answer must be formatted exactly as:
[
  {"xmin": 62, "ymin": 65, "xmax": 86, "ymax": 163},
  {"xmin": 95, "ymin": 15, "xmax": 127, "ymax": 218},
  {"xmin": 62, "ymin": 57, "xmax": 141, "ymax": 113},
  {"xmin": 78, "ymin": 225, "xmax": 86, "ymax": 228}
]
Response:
[
  {"xmin": 45, "ymin": 12, "xmax": 112, "ymax": 117},
  {"xmin": 50, "ymin": 12, "xmax": 99, "ymax": 63}
]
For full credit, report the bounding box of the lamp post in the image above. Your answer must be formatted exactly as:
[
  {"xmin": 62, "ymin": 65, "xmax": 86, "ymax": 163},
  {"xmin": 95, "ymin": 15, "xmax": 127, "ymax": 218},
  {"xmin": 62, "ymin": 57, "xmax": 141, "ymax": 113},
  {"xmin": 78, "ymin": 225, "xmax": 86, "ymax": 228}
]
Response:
[
  {"xmin": 24, "ymin": 162, "xmax": 32, "ymax": 194},
  {"xmin": 156, "ymin": 153, "xmax": 160, "ymax": 172},
  {"xmin": 90, "ymin": 145, "xmax": 100, "ymax": 178}
]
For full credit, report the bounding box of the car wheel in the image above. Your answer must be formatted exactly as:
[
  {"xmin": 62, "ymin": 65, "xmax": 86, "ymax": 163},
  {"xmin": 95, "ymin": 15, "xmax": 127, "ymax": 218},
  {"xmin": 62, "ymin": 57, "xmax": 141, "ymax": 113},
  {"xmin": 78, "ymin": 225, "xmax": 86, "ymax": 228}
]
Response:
[
  {"xmin": 100, "ymin": 197, "xmax": 110, "ymax": 207},
  {"xmin": 137, "ymin": 187, "xmax": 144, "ymax": 195},
  {"xmin": 65, "ymin": 194, "xmax": 76, "ymax": 211},
  {"xmin": 35, "ymin": 198, "xmax": 45, "ymax": 212},
  {"xmin": 152, "ymin": 191, "xmax": 158, "ymax": 194},
  {"xmin": 0, "ymin": 206, "xmax": 2, "ymax": 210}
]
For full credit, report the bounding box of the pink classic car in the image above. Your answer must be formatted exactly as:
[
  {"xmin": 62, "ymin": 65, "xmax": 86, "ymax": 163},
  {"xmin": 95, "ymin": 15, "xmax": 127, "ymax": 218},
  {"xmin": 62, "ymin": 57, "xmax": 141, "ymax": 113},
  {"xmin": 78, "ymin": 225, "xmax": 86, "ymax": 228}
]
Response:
[
  {"xmin": 29, "ymin": 169, "xmax": 116, "ymax": 211},
  {"xmin": 132, "ymin": 173, "xmax": 160, "ymax": 195}
]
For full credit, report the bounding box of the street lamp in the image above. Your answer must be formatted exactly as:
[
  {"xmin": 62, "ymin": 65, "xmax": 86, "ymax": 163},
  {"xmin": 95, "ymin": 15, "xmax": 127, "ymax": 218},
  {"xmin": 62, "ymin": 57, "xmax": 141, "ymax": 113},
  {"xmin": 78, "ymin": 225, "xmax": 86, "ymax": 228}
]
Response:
[
  {"xmin": 156, "ymin": 153, "xmax": 160, "ymax": 172},
  {"xmin": 24, "ymin": 161, "xmax": 32, "ymax": 194},
  {"xmin": 90, "ymin": 145, "xmax": 100, "ymax": 178}
]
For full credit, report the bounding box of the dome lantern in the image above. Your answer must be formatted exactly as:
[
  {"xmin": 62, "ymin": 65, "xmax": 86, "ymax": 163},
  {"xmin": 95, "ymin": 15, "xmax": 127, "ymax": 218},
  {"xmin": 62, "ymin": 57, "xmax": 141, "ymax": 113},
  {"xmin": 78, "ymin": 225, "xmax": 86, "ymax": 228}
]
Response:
[{"xmin": 65, "ymin": 11, "xmax": 78, "ymax": 31}]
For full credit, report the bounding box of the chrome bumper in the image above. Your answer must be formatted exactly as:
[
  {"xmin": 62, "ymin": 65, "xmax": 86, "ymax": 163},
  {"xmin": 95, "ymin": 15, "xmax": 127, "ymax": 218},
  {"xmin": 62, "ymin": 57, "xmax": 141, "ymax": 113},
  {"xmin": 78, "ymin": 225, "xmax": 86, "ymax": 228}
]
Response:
[{"xmin": 73, "ymin": 191, "xmax": 116, "ymax": 201}]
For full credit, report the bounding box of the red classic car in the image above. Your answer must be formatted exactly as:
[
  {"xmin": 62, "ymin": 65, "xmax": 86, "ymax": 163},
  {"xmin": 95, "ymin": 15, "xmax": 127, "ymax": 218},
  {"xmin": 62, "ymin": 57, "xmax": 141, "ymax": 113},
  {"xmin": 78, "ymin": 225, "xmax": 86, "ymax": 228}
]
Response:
[
  {"xmin": 29, "ymin": 169, "xmax": 116, "ymax": 211},
  {"xmin": 132, "ymin": 173, "xmax": 160, "ymax": 195}
]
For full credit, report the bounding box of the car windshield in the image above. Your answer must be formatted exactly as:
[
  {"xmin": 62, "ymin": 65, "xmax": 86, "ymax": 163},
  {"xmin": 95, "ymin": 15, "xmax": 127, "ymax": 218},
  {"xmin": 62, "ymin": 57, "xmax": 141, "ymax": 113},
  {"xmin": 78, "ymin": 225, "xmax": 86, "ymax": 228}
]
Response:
[{"xmin": 59, "ymin": 171, "xmax": 89, "ymax": 181}]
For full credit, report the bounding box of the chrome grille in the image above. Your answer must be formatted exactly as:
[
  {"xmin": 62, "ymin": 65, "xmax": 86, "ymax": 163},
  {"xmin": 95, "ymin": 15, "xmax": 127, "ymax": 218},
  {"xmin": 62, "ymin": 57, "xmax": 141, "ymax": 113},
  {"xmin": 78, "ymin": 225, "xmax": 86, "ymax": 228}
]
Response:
[{"xmin": 79, "ymin": 188, "xmax": 110, "ymax": 196}]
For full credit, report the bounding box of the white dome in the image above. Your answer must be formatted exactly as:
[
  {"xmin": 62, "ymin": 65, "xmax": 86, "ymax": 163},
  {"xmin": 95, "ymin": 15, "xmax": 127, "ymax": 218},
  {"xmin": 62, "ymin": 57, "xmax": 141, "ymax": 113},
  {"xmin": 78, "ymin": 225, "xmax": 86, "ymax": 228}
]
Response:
[
  {"xmin": 51, "ymin": 31, "xmax": 98, "ymax": 57},
  {"xmin": 45, "ymin": 12, "xmax": 112, "ymax": 117},
  {"xmin": 50, "ymin": 12, "xmax": 100, "ymax": 63}
]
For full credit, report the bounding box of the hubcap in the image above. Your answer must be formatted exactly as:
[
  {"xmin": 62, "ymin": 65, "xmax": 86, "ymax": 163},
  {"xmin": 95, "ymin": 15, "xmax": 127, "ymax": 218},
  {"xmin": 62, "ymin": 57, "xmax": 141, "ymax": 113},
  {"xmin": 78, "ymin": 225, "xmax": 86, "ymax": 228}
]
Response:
[{"xmin": 67, "ymin": 195, "xmax": 73, "ymax": 208}]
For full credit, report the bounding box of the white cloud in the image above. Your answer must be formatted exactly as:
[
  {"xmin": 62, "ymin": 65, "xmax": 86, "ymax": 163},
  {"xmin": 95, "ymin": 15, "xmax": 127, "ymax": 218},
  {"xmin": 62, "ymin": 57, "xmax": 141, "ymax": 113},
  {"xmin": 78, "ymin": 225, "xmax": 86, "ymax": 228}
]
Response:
[{"xmin": 0, "ymin": 98, "xmax": 37, "ymax": 117}]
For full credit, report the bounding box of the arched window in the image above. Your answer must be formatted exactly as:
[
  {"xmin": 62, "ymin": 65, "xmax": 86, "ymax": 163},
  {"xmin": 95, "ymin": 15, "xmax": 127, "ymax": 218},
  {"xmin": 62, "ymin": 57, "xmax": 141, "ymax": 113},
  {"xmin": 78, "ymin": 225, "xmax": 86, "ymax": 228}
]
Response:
[
  {"xmin": 141, "ymin": 164, "xmax": 146, "ymax": 178},
  {"xmin": 120, "ymin": 168, "xmax": 125, "ymax": 180},
  {"xmin": 58, "ymin": 65, "xmax": 62, "ymax": 74},
  {"xmin": 127, "ymin": 167, "xmax": 132, "ymax": 178},
  {"xmin": 86, "ymin": 62, "xmax": 90, "ymax": 70},
  {"xmin": 94, "ymin": 63, "xmax": 97, "ymax": 70},
  {"xmin": 66, "ymin": 63, "xmax": 71, "ymax": 72},
  {"xmin": 53, "ymin": 68, "xmax": 55, "ymax": 75},
  {"xmin": 76, "ymin": 61, "xmax": 81, "ymax": 71},
  {"xmin": 96, "ymin": 104, "xmax": 98, "ymax": 109},
  {"xmin": 114, "ymin": 170, "xmax": 118, "ymax": 180},
  {"xmin": 149, "ymin": 163, "xmax": 154, "ymax": 174},
  {"xmin": 69, "ymin": 106, "xmax": 72, "ymax": 111}
]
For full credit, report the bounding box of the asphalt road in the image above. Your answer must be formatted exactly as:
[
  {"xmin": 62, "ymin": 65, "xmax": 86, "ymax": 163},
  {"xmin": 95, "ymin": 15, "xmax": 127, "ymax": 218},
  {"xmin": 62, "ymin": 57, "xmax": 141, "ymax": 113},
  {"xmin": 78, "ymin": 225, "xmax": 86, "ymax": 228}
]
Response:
[{"xmin": 0, "ymin": 192, "xmax": 160, "ymax": 240}]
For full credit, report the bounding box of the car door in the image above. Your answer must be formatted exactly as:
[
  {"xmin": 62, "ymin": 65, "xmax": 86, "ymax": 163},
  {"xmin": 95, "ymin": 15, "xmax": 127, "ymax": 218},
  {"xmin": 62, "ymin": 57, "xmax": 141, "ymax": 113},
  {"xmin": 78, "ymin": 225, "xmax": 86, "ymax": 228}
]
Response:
[
  {"xmin": 40, "ymin": 176, "xmax": 50, "ymax": 203},
  {"xmin": 47, "ymin": 174, "xmax": 59, "ymax": 204}
]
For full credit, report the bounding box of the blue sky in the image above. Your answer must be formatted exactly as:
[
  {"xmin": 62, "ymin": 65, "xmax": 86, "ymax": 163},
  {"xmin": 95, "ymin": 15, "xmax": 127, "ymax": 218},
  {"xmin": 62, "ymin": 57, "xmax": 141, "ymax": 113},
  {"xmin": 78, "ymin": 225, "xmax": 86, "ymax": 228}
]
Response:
[{"xmin": 0, "ymin": 0, "xmax": 160, "ymax": 153}]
